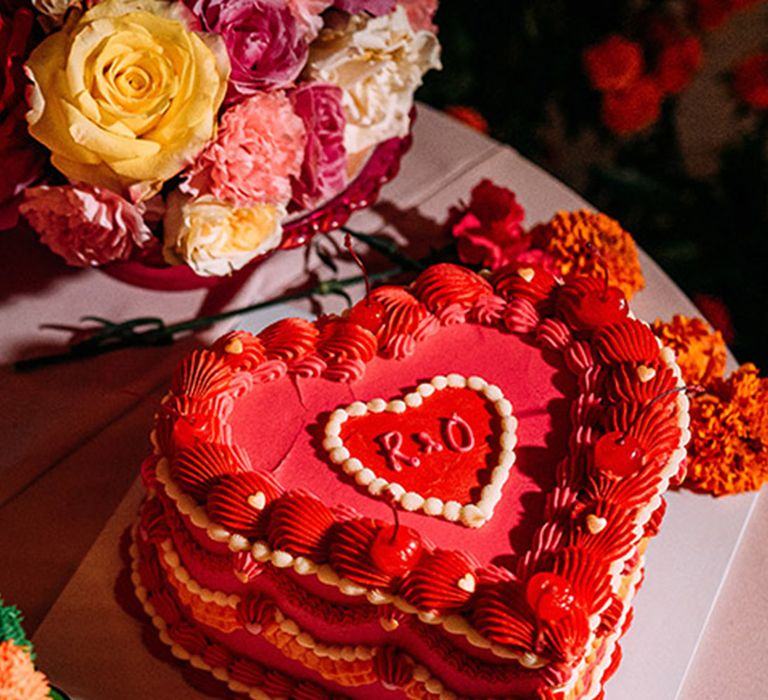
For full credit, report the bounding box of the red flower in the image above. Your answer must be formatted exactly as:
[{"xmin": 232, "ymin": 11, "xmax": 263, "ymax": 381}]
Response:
[
  {"xmin": 449, "ymin": 180, "xmax": 529, "ymax": 271},
  {"xmin": 583, "ymin": 35, "xmax": 644, "ymax": 92},
  {"xmin": 694, "ymin": 0, "xmax": 732, "ymax": 31},
  {"xmin": 733, "ymin": 52, "xmax": 768, "ymax": 110},
  {"xmin": 693, "ymin": 293, "xmax": 736, "ymax": 344},
  {"xmin": 0, "ymin": 7, "xmax": 46, "ymax": 230},
  {"xmin": 601, "ymin": 76, "xmax": 663, "ymax": 135},
  {"xmin": 656, "ymin": 36, "xmax": 703, "ymax": 94},
  {"xmin": 444, "ymin": 105, "xmax": 489, "ymax": 134}
]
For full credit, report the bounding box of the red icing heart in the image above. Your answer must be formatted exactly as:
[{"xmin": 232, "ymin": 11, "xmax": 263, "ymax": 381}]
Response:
[{"xmin": 323, "ymin": 374, "xmax": 517, "ymax": 528}]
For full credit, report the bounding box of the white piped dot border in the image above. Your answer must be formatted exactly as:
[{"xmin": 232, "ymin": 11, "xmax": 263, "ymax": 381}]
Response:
[{"xmin": 322, "ymin": 374, "xmax": 518, "ymax": 528}]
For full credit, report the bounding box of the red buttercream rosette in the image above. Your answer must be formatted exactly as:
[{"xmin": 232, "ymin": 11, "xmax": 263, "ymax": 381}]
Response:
[
  {"xmin": 206, "ymin": 470, "xmax": 282, "ymax": 538},
  {"xmin": 266, "ymin": 491, "xmax": 335, "ymax": 561},
  {"xmin": 170, "ymin": 443, "xmax": 250, "ymax": 502},
  {"xmin": 258, "ymin": 317, "xmax": 320, "ymax": 363}
]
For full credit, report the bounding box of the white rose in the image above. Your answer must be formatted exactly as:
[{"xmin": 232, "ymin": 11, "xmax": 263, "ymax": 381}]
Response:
[
  {"xmin": 306, "ymin": 6, "xmax": 441, "ymax": 155},
  {"xmin": 163, "ymin": 192, "xmax": 285, "ymax": 277}
]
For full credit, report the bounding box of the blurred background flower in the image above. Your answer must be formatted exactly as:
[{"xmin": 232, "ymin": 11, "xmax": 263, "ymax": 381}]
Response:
[{"xmin": 420, "ymin": 0, "xmax": 768, "ymax": 366}]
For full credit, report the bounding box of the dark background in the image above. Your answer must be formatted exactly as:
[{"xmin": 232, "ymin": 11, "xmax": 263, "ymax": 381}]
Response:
[{"xmin": 419, "ymin": 0, "xmax": 768, "ymax": 366}]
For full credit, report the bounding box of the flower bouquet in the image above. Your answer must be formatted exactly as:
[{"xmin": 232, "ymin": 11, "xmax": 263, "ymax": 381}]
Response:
[{"xmin": 2, "ymin": 0, "xmax": 440, "ymax": 283}]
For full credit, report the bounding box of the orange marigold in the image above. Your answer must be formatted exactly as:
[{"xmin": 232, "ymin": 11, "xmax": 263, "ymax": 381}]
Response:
[
  {"xmin": 685, "ymin": 364, "xmax": 768, "ymax": 496},
  {"xmin": 651, "ymin": 314, "xmax": 727, "ymax": 385},
  {"xmin": 0, "ymin": 640, "xmax": 50, "ymax": 700},
  {"xmin": 583, "ymin": 35, "xmax": 644, "ymax": 92},
  {"xmin": 530, "ymin": 209, "xmax": 644, "ymax": 299}
]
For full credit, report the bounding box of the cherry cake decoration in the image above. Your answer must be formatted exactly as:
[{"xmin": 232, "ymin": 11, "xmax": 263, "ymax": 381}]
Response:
[{"xmin": 130, "ymin": 261, "xmax": 690, "ymax": 700}]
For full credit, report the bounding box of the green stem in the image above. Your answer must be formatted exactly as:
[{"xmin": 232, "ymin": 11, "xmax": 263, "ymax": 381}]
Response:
[
  {"xmin": 14, "ymin": 267, "xmax": 404, "ymax": 372},
  {"xmin": 341, "ymin": 227, "xmax": 426, "ymax": 272}
]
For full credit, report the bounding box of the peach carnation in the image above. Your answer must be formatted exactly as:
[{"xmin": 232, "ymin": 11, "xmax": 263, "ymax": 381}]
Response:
[
  {"xmin": 19, "ymin": 184, "xmax": 154, "ymax": 267},
  {"xmin": 652, "ymin": 314, "xmax": 727, "ymax": 385},
  {"xmin": 182, "ymin": 92, "xmax": 306, "ymax": 208},
  {"xmin": 685, "ymin": 364, "xmax": 768, "ymax": 496},
  {"xmin": 0, "ymin": 640, "xmax": 50, "ymax": 700},
  {"xmin": 530, "ymin": 209, "xmax": 644, "ymax": 299}
]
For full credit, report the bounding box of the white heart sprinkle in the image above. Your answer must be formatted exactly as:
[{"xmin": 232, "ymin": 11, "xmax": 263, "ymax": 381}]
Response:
[
  {"xmin": 224, "ymin": 338, "xmax": 243, "ymax": 354},
  {"xmin": 458, "ymin": 573, "xmax": 476, "ymax": 593},
  {"xmin": 637, "ymin": 365, "xmax": 656, "ymax": 383},
  {"xmin": 586, "ymin": 514, "xmax": 608, "ymax": 534},
  {"xmin": 247, "ymin": 491, "xmax": 266, "ymax": 510},
  {"xmin": 517, "ymin": 267, "xmax": 535, "ymax": 283}
]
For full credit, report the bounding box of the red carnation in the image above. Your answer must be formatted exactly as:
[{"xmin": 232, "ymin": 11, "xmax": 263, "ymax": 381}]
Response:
[
  {"xmin": 733, "ymin": 52, "xmax": 768, "ymax": 110},
  {"xmin": 656, "ymin": 35, "xmax": 703, "ymax": 95},
  {"xmin": 0, "ymin": 7, "xmax": 46, "ymax": 230},
  {"xmin": 583, "ymin": 35, "xmax": 644, "ymax": 92},
  {"xmin": 449, "ymin": 180, "xmax": 529, "ymax": 271},
  {"xmin": 601, "ymin": 76, "xmax": 663, "ymax": 136}
]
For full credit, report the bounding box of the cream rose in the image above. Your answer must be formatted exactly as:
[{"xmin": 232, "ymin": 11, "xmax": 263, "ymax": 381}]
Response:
[
  {"xmin": 25, "ymin": 0, "xmax": 229, "ymax": 201},
  {"xmin": 163, "ymin": 192, "xmax": 285, "ymax": 276},
  {"xmin": 306, "ymin": 6, "xmax": 440, "ymax": 155}
]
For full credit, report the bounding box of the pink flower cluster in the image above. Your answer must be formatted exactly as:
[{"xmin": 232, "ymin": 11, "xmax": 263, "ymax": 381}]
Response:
[
  {"xmin": 12, "ymin": 0, "xmax": 440, "ymax": 273},
  {"xmin": 448, "ymin": 179, "xmax": 558, "ymax": 272}
]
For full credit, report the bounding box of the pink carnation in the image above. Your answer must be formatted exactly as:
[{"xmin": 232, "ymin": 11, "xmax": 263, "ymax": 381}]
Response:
[
  {"xmin": 187, "ymin": 0, "xmax": 309, "ymax": 101},
  {"xmin": 182, "ymin": 92, "xmax": 306, "ymax": 207},
  {"xmin": 289, "ymin": 83, "xmax": 347, "ymax": 209},
  {"xmin": 449, "ymin": 179, "xmax": 529, "ymax": 271},
  {"xmin": 19, "ymin": 185, "xmax": 154, "ymax": 267},
  {"xmin": 399, "ymin": 0, "xmax": 438, "ymax": 32}
]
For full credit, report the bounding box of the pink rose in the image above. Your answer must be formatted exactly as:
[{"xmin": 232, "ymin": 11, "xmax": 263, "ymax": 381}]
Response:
[
  {"xmin": 289, "ymin": 83, "xmax": 347, "ymax": 209},
  {"xmin": 449, "ymin": 180, "xmax": 530, "ymax": 271},
  {"xmin": 182, "ymin": 91, "xmax": 306, "ymax": 207},
  {"xmin": 333, "ymin": 0, "xmax": 395, "ymax": 15},
  {"xmin": 187, "ymin": 0, "xmax": 309, "ymax": 101},
  {"xmin": 0, "ymin": 7, "xmax": 46, "ymax": 230},
  {"xmin": 19, "ymin": 185, "xmax": 155, "ymax": 267}
]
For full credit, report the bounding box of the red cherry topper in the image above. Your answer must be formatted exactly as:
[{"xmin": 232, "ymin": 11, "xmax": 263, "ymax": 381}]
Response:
[
  {"xmin": 371, "ymin": 487, "xmax": 423, "ymax": 577},
  {"xmin": 563, "ymin": 243, "xmax": 629, "ymax": 331},
  {"xmin": 593, "ymin": 384, "xmax": 703, "ymax": 478},
  {"xmin": 345, "ymin": 233, "xmax": 386, "ymax": 333},
  {"xmin": 526, "ymin": 572, "xmax": 576, "ymax": 623}
]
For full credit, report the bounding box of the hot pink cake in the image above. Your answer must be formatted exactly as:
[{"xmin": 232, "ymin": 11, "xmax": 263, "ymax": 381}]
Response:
[{"xmin": 131, "ymin": 263, "xmax": 690, "ymax": 699}]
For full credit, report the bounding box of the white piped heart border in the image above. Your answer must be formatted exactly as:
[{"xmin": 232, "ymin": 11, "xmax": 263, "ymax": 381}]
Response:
[{"xmin": 322, "ymin": 373, "xmax": 518, "ymax": 528}]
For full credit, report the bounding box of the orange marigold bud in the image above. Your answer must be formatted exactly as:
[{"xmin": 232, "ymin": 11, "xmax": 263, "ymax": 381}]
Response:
[
  {"xmin": 651, "ymin": 314, "xmax": 727, "ymax": 385},
  {"xmin": 656, "ymin": 36, "xmax": 703, "ymax": 95},
  {"xmin": 583, "ymin": 35, "xmax": 644, "ymax": 92},
  {"xmin": 601, "ymin": 76, "xmax": 663, "ymax": 135},
  {"xmin": 733, "ymin": 52, "xmax": 768, "ymax": 110},
  {"xmin": 530, "ymin": 209, "xmax": 644, "ymax": 299},
  {"xmin": 685, "ymin": 364, "xmax": 768, "ymax": 496}
]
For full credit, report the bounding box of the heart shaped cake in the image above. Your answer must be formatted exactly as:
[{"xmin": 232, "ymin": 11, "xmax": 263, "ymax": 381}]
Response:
[{"xmin": 131, "ymin": 263, "xmax": 689, "ymax": 699}]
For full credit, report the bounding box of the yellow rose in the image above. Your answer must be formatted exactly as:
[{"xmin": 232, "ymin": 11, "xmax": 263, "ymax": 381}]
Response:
[
  {"xmin": 25, "ymin": 0, "xmax": 230, "ymax": 201},
  {"xmin": 163, "ymin": 192, "xmax": 285, "ymax": 276}
]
